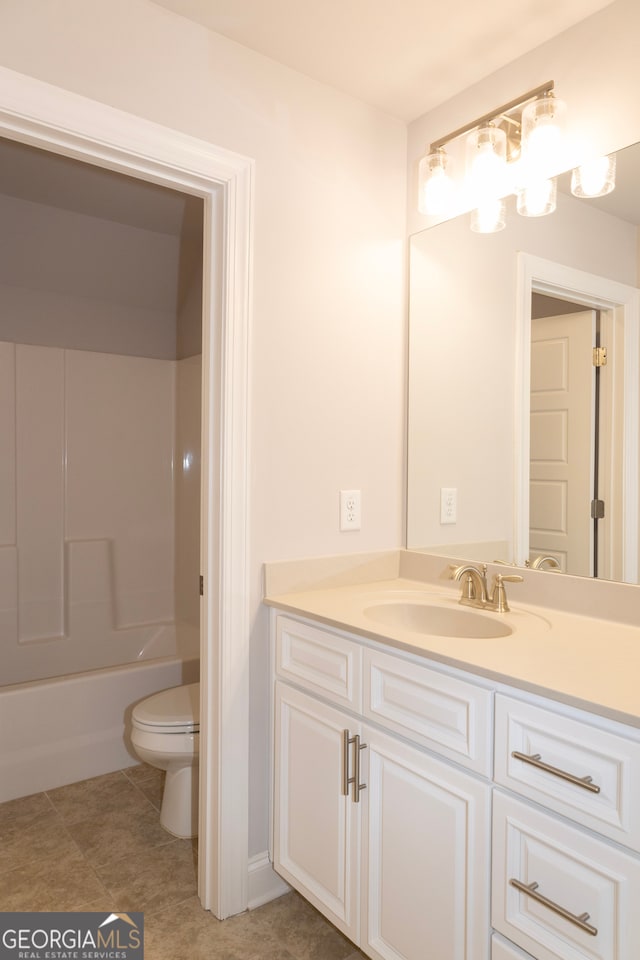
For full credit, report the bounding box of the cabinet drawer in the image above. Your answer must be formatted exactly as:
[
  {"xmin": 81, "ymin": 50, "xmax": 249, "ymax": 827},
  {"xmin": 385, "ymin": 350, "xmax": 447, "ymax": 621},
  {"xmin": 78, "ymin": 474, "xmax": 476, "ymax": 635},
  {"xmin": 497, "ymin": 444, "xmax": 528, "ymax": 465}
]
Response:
[
  {"xmin": 492, "ymin": 934, "xmax": 535, "ymax": 960},
  {"xmin": 494, "ymin": 694, "xmax": 640, "ymax": 851},
  {"xmin": 492, "ymin": 791, "xmax": 640, "ymax": 960},
  {"xmin": 363, "ymin": 646, "xmax": 492, "ymax": 775},
  {"xmin": 275, "ymin": 616, "xmax": 362, "ymax": 710}
]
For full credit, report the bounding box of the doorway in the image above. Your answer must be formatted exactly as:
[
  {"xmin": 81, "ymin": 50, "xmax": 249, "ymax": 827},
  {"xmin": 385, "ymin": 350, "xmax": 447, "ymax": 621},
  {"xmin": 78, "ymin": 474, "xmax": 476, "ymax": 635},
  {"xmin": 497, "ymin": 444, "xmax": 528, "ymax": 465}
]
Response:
[
  {"xmin": 529, "ymin": 300, "xmax": 599, "ymax": 576},
  {"xmin": 0, "ymin": 66, "xmax": 253, "ymax": 918},
  {"xmin": 516, "ymin": 253, "xmax": 640, "ymax": 583}
]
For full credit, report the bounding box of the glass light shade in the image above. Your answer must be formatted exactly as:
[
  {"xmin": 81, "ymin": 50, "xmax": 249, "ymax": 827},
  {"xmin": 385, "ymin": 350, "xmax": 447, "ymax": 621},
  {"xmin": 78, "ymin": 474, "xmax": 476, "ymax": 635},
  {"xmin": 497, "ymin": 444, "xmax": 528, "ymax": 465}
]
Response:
[
  {"xmin": 517, "ymin": 177, "xmax": 557, "ymax": 217},
  {"xmin": 470, "ymin": 198, "xmax": 506, "ymax": 234},
  {"xmin": 465, "ymin": 125, "xmax": 507, "ymax": 203},
  {"xmin": 521, "ymin": 95, "xmax": 567, "ymax": 175},
  {"xmin": 418, "ymin": 148, "xmax": 454, "ymax": 216},
  {"xmin": 571, "ymin": 154, "xmax": 616, "ymax": 198}
]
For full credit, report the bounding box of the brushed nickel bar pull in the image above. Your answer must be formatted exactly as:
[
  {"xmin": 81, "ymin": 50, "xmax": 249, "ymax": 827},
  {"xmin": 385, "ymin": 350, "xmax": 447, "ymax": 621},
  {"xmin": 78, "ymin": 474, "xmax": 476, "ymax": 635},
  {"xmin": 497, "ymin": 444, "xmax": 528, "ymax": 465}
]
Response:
[
  {"xmin": 510, "ymin": 879, "xmax": 598, "ymax": 936},
  {"xmin": 511, "ymin": 751, "xmax": 601, "ymax": 794},
  {"xmin": 353, "ymin": 735, "xmax": 367, "ymax": 803},
  {"xmin": 342, "ymin": 729, "xmax": 352, "ymax": 797}
]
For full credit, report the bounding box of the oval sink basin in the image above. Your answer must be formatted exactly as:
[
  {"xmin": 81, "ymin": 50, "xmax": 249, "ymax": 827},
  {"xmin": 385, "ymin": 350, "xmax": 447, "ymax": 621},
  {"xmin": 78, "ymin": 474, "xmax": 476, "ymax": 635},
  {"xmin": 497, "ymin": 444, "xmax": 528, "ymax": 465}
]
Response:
[{"xmin": 364, "ymin": 601, "xmax": 512, "ymax": 638}]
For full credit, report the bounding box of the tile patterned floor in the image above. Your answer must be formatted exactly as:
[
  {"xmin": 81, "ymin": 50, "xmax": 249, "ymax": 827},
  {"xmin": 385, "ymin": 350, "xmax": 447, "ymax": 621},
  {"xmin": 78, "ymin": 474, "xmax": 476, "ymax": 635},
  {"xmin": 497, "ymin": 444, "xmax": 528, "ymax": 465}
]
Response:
[{"xmin": 0, "ymin": 766, "xmax": 366, "ymax": 960}]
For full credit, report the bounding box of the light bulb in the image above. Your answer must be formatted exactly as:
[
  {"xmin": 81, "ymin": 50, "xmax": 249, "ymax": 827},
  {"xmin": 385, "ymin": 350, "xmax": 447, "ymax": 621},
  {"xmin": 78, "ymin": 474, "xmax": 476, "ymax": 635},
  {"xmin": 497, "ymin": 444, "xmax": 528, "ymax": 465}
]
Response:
[
  {"xmin": 470, "ymin": 198, "xmax": 506, "ymax": 233},
  {"xmin": 466, "ymin": 125, "xmax": 507, "ymax": 204},
  {"xmin": 418, "ymin": 149, "xmax": 454, "ymax": 216},
  {"xmin": 521, "ymin": 95, "xmax": 566, "ymax": 178},
  {"xmin": 571, "ymin": 154, "xmax": 616, "ymax": 198},
  {"xmin": 517, "ymin": 178, "xmax": 557, "ymax": 217}
]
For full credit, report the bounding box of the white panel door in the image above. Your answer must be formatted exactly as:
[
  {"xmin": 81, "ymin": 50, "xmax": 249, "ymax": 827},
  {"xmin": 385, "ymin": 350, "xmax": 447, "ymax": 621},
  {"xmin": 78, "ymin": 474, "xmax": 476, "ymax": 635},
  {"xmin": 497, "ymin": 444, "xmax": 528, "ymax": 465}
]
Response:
[
  {"xmin": 361, "ymin": 725, "xmax": 491, "ymax": 960},
  {"xmin": 273, "ymin": 681, "xmax": 360, "ymax": 943},
  {"xmin": 529, "ymin": 311, "xmax": 594, "ymax": 576}
]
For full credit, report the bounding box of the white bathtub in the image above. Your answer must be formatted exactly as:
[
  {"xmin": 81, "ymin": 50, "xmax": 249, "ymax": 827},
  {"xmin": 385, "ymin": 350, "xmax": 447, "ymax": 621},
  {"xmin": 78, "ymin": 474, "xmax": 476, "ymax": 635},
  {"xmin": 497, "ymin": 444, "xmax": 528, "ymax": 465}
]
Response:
[{"xmin": 0, "ymin": 641, "xmax": 199, "ymax": 802}]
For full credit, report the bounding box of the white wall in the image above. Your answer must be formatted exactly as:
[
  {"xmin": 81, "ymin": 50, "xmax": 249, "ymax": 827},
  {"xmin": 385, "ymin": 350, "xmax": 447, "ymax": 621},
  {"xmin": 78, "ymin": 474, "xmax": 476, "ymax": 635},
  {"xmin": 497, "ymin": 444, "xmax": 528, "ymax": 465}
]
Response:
[{"xmin": 0, "ymin": 0, "xmax": 407, "ymax": 856}]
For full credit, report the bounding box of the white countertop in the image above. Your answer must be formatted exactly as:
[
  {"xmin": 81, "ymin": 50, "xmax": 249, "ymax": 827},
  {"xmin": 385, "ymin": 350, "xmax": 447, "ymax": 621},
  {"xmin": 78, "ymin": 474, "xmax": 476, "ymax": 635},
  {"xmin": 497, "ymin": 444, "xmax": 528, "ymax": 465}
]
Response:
[{"xmin": 265, "ymin": 574, "xmax": 640, "ymax": 729}]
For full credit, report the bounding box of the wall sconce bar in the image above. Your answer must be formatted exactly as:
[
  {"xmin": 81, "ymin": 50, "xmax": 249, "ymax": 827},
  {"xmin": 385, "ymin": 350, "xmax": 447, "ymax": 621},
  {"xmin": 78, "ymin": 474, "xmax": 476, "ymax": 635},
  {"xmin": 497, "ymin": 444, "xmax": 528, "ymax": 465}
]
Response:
[
  {"xmin": 419, "ymin": 79, "xmax": 616, "ymax": 229},
  {"xmin": 428, "ymin": 81, "xmax": 554, "ymax": 153}
]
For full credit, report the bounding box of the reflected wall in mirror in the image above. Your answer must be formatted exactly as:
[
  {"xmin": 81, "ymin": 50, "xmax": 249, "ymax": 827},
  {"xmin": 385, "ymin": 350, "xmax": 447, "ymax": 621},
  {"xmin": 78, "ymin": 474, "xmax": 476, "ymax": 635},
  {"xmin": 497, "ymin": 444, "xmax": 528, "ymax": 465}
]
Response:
[{"xmin": 407, "ymin": 140, "xmax": 640, "ymax": 584}]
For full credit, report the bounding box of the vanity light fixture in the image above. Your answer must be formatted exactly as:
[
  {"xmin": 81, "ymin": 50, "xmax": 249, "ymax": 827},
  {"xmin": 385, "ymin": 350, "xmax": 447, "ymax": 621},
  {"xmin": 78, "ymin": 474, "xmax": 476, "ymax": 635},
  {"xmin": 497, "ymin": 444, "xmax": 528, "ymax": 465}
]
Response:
[
  {"xmin": 466, "ymin": 124, "xmax": 507, "ymax": 200},
  {"xmin": 470, "ymin": 198, "xmax": 506, "ymax": 233},
  {"xmin": 571, "ymin": 153, "xmax": 617, "ymax": 198},
  {"xmin": 516, "ymin": 90, "xmax": 565, "ymax": 219},
  {"xmin": 417, "ymin": 146, "xmax": 454, "ymax": 216},
  {"xmin": 466, "ymin": 125, "xmax": 508, "ymax": 232},
  {"xmin": 519, "ymin": 92, "xmax": 567, "ymax": 173},
  {"xmin": 516, "ymin": 177, "xmax": 558, "ymax": 218},
  {"xmin": 417, "ymin": 81, "xmax": 569, "ymax": 228}
]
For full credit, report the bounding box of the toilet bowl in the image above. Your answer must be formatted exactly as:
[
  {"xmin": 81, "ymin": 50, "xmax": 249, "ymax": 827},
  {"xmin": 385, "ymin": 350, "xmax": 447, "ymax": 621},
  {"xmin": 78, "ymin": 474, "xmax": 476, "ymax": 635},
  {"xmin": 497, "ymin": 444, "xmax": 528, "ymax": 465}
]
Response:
[{"xmin": 131, "ymin": 682, "xmax": 199, "ymax": 838}]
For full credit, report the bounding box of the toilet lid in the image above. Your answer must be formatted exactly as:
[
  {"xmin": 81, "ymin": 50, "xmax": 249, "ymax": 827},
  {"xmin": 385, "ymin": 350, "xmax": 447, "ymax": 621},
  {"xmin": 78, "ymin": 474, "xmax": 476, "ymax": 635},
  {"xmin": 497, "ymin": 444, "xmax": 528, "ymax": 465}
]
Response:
[{"xmin": 133, "ymin": 682, "xmax": 200, "ymax": 731}]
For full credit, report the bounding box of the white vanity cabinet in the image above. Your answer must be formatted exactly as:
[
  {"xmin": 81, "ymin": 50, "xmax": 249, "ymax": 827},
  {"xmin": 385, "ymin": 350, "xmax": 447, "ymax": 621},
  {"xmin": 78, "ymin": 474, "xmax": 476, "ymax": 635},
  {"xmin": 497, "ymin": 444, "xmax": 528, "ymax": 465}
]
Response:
[
  {"xmin": 272, "ymin": 614, "xmax": 492, "ymax": 960},
  {"xmin": 269, "ymin": 609, "xmax": 640, "ymax": 960}
]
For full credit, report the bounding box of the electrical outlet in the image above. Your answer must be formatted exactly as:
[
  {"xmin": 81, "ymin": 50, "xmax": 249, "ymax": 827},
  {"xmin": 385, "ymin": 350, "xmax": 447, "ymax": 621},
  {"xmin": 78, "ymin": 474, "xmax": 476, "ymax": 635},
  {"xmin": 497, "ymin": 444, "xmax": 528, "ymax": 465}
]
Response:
[
  {"xmin": 440, "ymin": 487, "xmax": 457, "ymax": 524},
  {"xmin": 340, "ymin": 489, "xmax": 361, "ymax": 531}
]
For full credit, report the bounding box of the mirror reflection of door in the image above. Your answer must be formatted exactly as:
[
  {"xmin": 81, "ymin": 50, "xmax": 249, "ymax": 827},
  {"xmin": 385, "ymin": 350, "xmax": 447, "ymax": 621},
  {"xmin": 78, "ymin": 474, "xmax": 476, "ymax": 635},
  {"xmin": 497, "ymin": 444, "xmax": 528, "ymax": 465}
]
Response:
[{"xmin": 529, "ymin": 302, "xmax": 599, "ymax": 576}]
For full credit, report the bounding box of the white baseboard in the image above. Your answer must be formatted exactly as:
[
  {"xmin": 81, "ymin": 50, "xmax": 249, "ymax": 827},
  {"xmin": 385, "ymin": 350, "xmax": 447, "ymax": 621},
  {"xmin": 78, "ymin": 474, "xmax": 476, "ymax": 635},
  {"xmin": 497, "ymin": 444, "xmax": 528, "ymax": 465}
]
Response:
[{"xmin": 247, "ymin": 852, "xmax": 290, "ymax": 910}]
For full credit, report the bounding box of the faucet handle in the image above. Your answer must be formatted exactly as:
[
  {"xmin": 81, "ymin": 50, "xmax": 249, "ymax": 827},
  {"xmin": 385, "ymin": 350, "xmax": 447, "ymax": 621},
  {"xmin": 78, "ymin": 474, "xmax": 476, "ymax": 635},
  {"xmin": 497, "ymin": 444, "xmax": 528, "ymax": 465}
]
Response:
[{"xmin": 490, "ymin": 573, "xmax": 523, "ymax": 613}]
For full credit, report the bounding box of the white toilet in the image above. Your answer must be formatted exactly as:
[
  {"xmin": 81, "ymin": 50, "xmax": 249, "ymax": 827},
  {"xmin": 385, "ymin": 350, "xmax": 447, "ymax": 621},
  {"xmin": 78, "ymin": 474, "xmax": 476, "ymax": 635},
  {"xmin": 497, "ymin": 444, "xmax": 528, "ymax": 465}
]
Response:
[{"xmin": 131, "ymin": 682, "xmax": 200, "ymax": 838}]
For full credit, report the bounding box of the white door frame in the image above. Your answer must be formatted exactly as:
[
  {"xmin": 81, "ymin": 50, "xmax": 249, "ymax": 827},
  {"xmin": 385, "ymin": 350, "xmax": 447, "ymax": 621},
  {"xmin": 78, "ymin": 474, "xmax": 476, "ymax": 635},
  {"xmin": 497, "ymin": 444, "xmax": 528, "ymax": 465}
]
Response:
[
  {"xmin": 515, "ymin": 253, "xmax": 640, "ymax": 582},
  {"xmin": 0, "ymin": 67, "xmax": 253, "ymax": 918}
]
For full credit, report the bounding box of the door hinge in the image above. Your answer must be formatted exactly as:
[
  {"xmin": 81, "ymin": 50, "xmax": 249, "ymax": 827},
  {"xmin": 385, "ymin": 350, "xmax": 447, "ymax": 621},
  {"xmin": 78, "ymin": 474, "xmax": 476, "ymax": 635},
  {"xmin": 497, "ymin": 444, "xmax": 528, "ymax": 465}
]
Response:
[
  {"xmin": 591, "ymin": 499, "xmax": 605, "ymax": 519},
  {"xmin": 593, "ymin": 347, "xmax": 607, "ymax": 367},
  {"xmin": 199, "ymin": 575, "xmax": 204, "ymax": 596}
]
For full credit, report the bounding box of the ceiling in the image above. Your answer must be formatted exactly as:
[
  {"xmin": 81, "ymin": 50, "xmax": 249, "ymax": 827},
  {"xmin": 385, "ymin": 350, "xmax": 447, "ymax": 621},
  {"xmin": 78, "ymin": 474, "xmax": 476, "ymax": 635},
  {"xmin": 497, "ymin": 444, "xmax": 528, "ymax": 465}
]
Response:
[
  {"xmin": 152, "ymin": 0, "xmax": 615, "ymax": 121},
  {"xmin": 0, "ymin": 136, "xmax": 200, "ymax": 238}
]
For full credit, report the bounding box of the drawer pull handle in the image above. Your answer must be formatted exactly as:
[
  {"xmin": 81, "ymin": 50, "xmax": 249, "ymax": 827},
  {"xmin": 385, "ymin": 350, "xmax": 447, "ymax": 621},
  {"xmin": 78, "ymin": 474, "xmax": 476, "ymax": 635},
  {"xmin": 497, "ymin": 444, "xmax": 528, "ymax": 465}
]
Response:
[
  {"xmin": 343, "ymin": 730, "xmax": 367, "ymax": 802},
  {"xmin": 353, "ymin": 735, "xmax": 368, "ymax": 804},
  {"xmin": 510, "ymin": 879, "xmax": 598, "ymax": 936},
  {"xmin": 511, "ymin": 751, "xmax": 601, "ymax": 794},
  {"xmin": 342, "ymin": 729, "xmax": 354, "ymax": 797}
]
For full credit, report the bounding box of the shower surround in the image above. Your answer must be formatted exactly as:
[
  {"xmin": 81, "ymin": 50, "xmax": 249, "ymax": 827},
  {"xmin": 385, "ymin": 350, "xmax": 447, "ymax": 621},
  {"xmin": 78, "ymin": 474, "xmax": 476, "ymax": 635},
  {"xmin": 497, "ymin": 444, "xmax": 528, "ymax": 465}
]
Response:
[{"xmin": 0, "ymin": 340, "xmax": 201, "ymax": 687}]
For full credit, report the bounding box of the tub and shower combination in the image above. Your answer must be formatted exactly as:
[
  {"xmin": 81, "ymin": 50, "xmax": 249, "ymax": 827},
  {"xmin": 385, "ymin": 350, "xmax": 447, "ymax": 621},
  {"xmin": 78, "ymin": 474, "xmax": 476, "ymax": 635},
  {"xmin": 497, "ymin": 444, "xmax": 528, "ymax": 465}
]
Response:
[{"xmin": 0, "ymin": 342, "xmax": 202, "ymax": 803}]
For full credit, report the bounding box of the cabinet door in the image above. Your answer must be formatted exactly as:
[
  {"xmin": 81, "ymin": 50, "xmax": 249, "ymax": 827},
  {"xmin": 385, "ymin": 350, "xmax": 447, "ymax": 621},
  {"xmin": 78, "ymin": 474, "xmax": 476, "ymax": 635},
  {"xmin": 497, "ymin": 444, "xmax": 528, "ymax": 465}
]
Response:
[
  {"xmin": 361, "ymin": 725, "xmax": 491, "ymax": 960},
  {"xmin": 273, "ymin": 681, "xmax": 360, "ymax": 942}
]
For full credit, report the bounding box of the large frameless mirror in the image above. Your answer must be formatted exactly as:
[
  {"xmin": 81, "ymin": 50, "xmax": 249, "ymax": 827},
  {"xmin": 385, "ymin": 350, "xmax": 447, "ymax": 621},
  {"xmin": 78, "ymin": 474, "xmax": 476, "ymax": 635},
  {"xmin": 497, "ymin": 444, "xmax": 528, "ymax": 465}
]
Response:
[{"xmin": 407, "ymin": 139, "xmax": 640, "ymax": 582}]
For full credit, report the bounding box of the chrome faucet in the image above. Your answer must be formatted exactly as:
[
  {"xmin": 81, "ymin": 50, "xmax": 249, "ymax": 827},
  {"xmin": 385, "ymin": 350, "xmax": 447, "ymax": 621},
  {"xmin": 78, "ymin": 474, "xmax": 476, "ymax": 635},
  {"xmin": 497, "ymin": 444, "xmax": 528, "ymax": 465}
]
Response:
[{"xmin": 451, "ymin": 563, "xmax": 523, "ymax": 613}]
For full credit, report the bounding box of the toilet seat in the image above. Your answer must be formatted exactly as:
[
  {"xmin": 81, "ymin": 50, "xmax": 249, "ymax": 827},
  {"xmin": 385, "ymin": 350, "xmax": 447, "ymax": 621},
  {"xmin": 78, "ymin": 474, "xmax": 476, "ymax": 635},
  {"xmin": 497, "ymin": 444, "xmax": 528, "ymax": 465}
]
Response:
[{"xmin": 132, "ymin": 681, "xmax": 199, "ymax": 735}]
